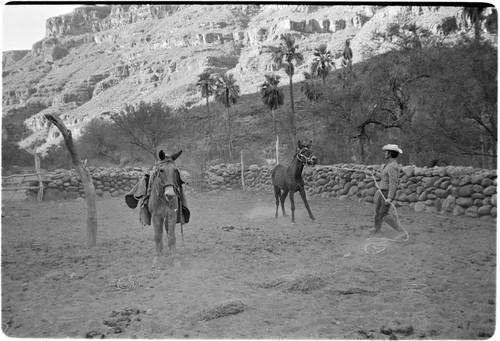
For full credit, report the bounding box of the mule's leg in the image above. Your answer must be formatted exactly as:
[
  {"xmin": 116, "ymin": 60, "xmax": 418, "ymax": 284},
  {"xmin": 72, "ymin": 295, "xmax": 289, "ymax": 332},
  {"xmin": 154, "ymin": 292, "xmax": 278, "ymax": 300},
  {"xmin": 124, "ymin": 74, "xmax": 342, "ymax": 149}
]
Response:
[
  {"xmin": 289, "ymin": 191, "xmax": 296, "ymax": 223},
  {"xmin": 274, "ymin": 186, "xmax": 281, "ymax": 218},
  {"xmin": 299, "ymin": 187, "xmax": 316, "ymax": 221},
  {"xmin": 166, "ymin": 214, "xmax": 177, "ymax": 254},
  {"xmin": 152, "ymin": 216, "xmax": 164, "ymax": 269}
]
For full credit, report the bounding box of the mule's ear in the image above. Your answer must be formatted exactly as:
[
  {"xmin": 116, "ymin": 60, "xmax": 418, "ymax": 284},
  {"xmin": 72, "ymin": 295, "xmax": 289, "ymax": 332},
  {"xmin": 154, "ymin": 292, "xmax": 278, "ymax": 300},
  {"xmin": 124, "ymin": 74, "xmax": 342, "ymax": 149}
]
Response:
[
  {"xmin": 159, "ymin": 150, "xmax": 166, "ymax": 160},
  {"xmin": 297, "ymin": 140, "xmax": 303, "ymax": 149},
  {"xmin": 306, "ymin": 140, "xmax": 312, "ymax": 148},
  {"xmin": 172, "ymin": 150, "xmax": 182, "ymax": 161}
]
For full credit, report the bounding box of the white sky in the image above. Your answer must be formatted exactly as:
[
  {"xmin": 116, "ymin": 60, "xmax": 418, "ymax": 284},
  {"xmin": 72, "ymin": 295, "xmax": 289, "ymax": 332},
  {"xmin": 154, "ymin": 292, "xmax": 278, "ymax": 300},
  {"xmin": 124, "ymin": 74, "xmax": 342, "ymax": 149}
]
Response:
[{"xmin": 2, "ymin": 3, "xmax": 80, "ymax": 51}]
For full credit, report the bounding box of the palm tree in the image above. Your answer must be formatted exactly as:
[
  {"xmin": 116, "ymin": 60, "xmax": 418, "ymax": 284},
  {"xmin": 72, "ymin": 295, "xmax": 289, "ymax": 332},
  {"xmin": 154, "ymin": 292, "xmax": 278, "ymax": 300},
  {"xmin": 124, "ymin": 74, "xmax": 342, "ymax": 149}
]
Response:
[
  {"xmin": 462, "ymin": 6, "xmax": 488, "ymax": 44},
  {"xmin": 196, "ymin": 72, "xmax": 215, "ymax": 157},
  {"xmin": 273, "ymin": 33, "xmax": 304, "ymax": 147},
  {"xmin": 462, "ymin": 5, "xmax": 489, "ymax": 166},
  {"xmin": 214, "ymin": 73, "xmax": 240, "ymax": 160},
  {"xmin": 341, "ymin": 39, "xmax": 354, "ymax": 84},
  {"xmin": 301, "ymin": 71, "xmax": 323, "ymax": 114},
  {"xmin": 260, "ymin": 73, "xmax": 284, "ymax": 164},
  {"xmin": 260, "ymin": 73, "xmax": 284, "ymax": 139},
  {"xmin": 311, "ymin": 44, "xmax": 335, "ymax": 85}
]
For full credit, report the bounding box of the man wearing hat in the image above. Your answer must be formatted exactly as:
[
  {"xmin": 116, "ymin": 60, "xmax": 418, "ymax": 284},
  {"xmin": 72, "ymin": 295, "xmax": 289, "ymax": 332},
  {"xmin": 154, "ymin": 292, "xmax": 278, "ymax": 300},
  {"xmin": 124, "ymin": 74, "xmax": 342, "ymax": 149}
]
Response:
[{"xmin": 371, "ymin": 144, "xmax": 406, "ymax": 240}]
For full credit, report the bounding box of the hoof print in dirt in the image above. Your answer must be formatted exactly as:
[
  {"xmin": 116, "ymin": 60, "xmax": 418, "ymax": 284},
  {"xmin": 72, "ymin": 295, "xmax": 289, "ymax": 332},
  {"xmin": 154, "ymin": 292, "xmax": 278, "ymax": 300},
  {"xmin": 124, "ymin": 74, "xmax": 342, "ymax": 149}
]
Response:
[
  {"xmin": 380, "ymin": 324, "xmax": 414, "ymax": 338},
  {"xmin": 84, "ymin": 330, "xmax": 105, "ymax": 338},
  {"xmin": 103, "ymin": 306, "xmax": 143, "ymax": 334},
  {"xmin": 221, "ymin": 225, "xmax": 235, "ymax": 231},
  {"xmin": 357, "ymin": 328, "xmax": 375, "ymax": 339},
  {"xmin": 478, "ymin": 331, "xmax": 492, "ymax": 338}
]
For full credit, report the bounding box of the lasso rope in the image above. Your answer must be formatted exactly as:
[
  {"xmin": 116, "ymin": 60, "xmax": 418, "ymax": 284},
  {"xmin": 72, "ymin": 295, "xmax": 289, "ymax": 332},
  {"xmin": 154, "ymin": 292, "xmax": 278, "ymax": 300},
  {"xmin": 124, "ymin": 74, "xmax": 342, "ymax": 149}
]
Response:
[{"xmin": 329, "ymin": 166, "xmax": 409, "ymax": 254}]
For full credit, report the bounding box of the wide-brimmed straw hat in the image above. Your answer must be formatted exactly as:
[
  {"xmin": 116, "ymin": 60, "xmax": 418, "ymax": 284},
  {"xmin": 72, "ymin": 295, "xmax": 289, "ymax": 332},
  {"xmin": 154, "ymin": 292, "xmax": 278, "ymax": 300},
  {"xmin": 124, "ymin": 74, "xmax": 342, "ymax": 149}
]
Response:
[{"xmin": 382, "ymin": 144, "xmax": 403, "ymax": 154}]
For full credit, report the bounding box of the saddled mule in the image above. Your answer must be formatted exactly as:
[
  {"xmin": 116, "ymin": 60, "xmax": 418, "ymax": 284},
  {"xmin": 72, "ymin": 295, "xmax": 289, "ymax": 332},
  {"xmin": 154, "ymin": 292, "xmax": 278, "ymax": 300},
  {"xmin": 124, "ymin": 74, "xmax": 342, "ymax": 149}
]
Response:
[
  {"xmin": 148, "ymin": 149, "xmax": 183, "ymax": 268},
  {"xmin": 271, "ymin": 140, "xmax": 317, "ymax": 223}
]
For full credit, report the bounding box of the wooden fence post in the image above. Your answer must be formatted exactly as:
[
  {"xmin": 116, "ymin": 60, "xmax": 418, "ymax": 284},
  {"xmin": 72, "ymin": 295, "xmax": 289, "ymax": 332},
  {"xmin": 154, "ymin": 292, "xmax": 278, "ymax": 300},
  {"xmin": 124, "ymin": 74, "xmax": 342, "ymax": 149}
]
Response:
[
  {"xmin": 276, "ymin": 135, "xmax": 279, "ymax": 165},
  {"xmin": 241, "ymin": 150, "xmax": 245, "ymax": 191},
  {"xmin": 45, "ymin": 113, "xmax": 98, "ymax": 248},
  {"xmin": 34, "ymin": 150, "xmax": 44, "ymax": 202}
]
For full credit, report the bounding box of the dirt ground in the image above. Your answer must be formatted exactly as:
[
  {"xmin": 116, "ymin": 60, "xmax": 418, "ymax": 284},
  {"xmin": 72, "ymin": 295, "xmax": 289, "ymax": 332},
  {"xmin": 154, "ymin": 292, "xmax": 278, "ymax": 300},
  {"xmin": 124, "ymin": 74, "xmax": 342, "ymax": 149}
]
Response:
[{"xmin": 1, "ymin": 190, "xmax": 496, "ymax": 339}]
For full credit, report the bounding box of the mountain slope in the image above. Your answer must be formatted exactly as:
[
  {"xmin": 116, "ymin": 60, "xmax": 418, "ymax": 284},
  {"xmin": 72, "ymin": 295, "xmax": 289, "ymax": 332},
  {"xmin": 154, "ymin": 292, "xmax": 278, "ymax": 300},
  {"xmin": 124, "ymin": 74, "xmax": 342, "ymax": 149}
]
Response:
[{"xmin": 2, "ymin": 4, "xmax": 495, "ymax": 158}]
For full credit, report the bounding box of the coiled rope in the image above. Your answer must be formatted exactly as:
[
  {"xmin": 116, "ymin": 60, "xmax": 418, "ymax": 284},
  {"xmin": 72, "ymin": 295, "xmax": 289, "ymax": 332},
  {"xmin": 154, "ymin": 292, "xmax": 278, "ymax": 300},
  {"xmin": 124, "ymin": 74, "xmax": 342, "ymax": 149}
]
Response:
[{"xmin": 329, "ymin": 166, "xmax": 409, "ymax": 254}]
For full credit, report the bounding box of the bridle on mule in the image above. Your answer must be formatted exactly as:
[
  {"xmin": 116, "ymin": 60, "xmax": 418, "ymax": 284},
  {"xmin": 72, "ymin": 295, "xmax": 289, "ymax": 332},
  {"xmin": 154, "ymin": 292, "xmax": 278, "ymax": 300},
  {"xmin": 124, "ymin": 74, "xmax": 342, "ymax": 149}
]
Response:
[{"xmin": 152, "ymin": 161, "xmax": 180, "ymax": 205}]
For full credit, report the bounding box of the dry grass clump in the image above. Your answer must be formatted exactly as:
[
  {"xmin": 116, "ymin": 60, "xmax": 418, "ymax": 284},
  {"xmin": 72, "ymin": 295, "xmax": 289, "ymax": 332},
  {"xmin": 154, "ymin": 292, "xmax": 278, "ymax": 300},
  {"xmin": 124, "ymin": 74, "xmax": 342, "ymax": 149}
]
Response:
[
  {"xmin": 196, "ymin": 300, "xmax": 247, "ymax": 322},
  {"xmin": 256, "ymin": 272, "xmax": 333, "ymax": 293},
  {"xmin": 103, "ymin": 271, "xmax": 158, "ymax": 292}
]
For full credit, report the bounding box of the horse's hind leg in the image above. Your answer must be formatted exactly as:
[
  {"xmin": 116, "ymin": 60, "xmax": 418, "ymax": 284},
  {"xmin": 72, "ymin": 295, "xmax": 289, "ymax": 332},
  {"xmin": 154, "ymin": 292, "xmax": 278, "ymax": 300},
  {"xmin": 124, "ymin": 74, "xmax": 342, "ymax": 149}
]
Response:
[
  {"xmin": 152, "ymin": 216, "xmax": 164, "ymax": 269},
  {"xmin": 280, "ymin": 190, "xmax": 288, "ymax": 217},
  {"xmin": 274, "ymin": 186, "xmax": 281, "ymax": 218}
]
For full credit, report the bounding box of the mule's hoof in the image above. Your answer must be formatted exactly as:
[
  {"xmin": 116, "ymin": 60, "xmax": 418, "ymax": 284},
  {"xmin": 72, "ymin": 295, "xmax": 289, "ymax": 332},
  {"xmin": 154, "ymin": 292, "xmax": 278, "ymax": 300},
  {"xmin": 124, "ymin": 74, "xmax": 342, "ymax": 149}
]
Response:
[{"xmin": 152, "ymin": 257, "xmax": 159, "ymax": 270}]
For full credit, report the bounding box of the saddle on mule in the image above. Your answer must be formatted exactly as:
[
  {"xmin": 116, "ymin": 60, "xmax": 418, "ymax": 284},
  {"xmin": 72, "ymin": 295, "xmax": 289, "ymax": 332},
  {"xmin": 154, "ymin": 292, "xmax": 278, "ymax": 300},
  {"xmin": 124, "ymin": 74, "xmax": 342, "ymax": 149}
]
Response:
[{"xmin": 125, "ymin": 167, "xmax": 190, "ymax": 226}]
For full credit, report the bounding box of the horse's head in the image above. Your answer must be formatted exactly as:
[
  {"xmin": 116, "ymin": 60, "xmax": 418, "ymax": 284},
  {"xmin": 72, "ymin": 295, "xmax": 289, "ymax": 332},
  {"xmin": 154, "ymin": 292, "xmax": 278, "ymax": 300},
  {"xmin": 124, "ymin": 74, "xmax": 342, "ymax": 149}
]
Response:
[
  {"xmin": 153, "ymin": 150, "xmax": 183, "ymax": 202},
  {"xmin": 296, "ymin": 140, "xmax": 317, "ymax": 166}
]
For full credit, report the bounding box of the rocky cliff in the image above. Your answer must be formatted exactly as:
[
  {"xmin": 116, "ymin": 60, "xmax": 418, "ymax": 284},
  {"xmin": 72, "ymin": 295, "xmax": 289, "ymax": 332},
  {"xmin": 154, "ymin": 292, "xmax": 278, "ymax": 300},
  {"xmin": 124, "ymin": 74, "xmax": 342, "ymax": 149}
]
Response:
[{"xmin": 2, "ymin": 4, "xmax": 496, "ymax": 154}]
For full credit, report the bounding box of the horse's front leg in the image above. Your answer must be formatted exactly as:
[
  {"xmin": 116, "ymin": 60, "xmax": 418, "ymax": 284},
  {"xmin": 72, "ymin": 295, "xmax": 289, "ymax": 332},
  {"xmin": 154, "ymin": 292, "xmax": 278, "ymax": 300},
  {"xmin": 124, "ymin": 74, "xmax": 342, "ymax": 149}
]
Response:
[
  {"xmin": 152, "ymin": 215, "xmax": 164, "ymax": 269},
  {"xmin": 165, "ymin": 212, "xmax": 177, "ymax": 255},
  {"xmin": 299, "ymin": 187, "xmax": 316, "ymax": 221}
]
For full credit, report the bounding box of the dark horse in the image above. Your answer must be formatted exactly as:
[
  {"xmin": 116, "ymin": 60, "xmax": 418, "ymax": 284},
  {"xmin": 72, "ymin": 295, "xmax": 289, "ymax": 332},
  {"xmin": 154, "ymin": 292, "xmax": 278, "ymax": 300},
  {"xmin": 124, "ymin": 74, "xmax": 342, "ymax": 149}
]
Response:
[
  {"xmin": 271, "ymin": 140, "xmax": 317, "ymax": 223},
  {"xmin": 148, "ymin": 149, "xmax": 183, "ymax": 269}
]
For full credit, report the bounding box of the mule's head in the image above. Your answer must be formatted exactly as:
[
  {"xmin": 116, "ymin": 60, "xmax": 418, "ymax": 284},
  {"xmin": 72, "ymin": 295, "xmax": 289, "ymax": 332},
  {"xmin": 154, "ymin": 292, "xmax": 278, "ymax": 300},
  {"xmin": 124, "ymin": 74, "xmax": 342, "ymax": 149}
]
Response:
[
  {"xmin": 297, "ymin": 140, "xmax": 317, "ymax": 166},
  {"xmin": 159, "ymin": 149, "xmax": 182, "ymax": 162},
  {"xmin": 155, "ymin": 150, "xmax": 182, "ymax": 202}
]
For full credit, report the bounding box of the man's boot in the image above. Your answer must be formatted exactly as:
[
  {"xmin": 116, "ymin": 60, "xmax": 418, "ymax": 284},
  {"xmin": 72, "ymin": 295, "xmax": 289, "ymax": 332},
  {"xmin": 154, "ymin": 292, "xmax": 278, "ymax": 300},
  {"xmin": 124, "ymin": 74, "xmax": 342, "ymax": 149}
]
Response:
[
  {"xmin": 370, "ymin": 215, "xmax": 383, "ymax": 233},
  {"xmin": 383, "ymin": 215, "xmax": 407, "ymax": 241}
]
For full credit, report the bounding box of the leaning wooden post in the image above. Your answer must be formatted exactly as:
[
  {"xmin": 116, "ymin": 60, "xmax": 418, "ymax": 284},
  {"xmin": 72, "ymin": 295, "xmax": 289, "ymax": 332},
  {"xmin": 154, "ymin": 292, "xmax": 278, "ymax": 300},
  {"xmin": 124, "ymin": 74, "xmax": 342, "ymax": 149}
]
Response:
[{"xmin": 44, "ymin": 113, "xmax": 98, "ymax": 248}]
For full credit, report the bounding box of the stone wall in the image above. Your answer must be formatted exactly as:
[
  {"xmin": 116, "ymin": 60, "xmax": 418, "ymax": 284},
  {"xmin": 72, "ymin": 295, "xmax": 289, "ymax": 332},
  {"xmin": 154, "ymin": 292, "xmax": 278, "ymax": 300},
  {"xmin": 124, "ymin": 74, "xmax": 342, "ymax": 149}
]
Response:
[
  {"xmin": 27, "ymin": 166, "xmax": 147, "ymax": 201},
  {"xmin": 26, "ymin": 163, "xmax": 497, "ymax": 219},
  {"xmin": 205, "ymin": 163, "xmax": 497, "ymax": 219}
]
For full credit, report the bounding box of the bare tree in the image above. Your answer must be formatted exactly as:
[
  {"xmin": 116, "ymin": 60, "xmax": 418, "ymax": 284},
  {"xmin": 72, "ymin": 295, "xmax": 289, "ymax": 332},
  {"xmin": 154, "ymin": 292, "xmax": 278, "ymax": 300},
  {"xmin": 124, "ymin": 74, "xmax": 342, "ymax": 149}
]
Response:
[{"xmin": 106, "ymin": 100, "xmax": 178, "ymax": 161}]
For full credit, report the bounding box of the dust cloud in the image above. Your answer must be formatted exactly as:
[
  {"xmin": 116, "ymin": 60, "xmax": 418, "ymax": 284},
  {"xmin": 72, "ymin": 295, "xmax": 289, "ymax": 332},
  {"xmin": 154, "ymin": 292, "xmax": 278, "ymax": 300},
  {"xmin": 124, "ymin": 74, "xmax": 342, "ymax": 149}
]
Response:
[{"xmin": 243, "ymin": 205, "xmax": 276, "ymax": 221}]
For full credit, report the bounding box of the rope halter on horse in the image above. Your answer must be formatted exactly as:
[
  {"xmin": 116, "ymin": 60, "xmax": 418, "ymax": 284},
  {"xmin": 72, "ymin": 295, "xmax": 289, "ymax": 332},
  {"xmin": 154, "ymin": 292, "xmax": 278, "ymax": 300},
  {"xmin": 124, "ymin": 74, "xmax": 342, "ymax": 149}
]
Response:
[{"xmin": 296, "ymin": 148, "xmax": 317, "ymax": 166}]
